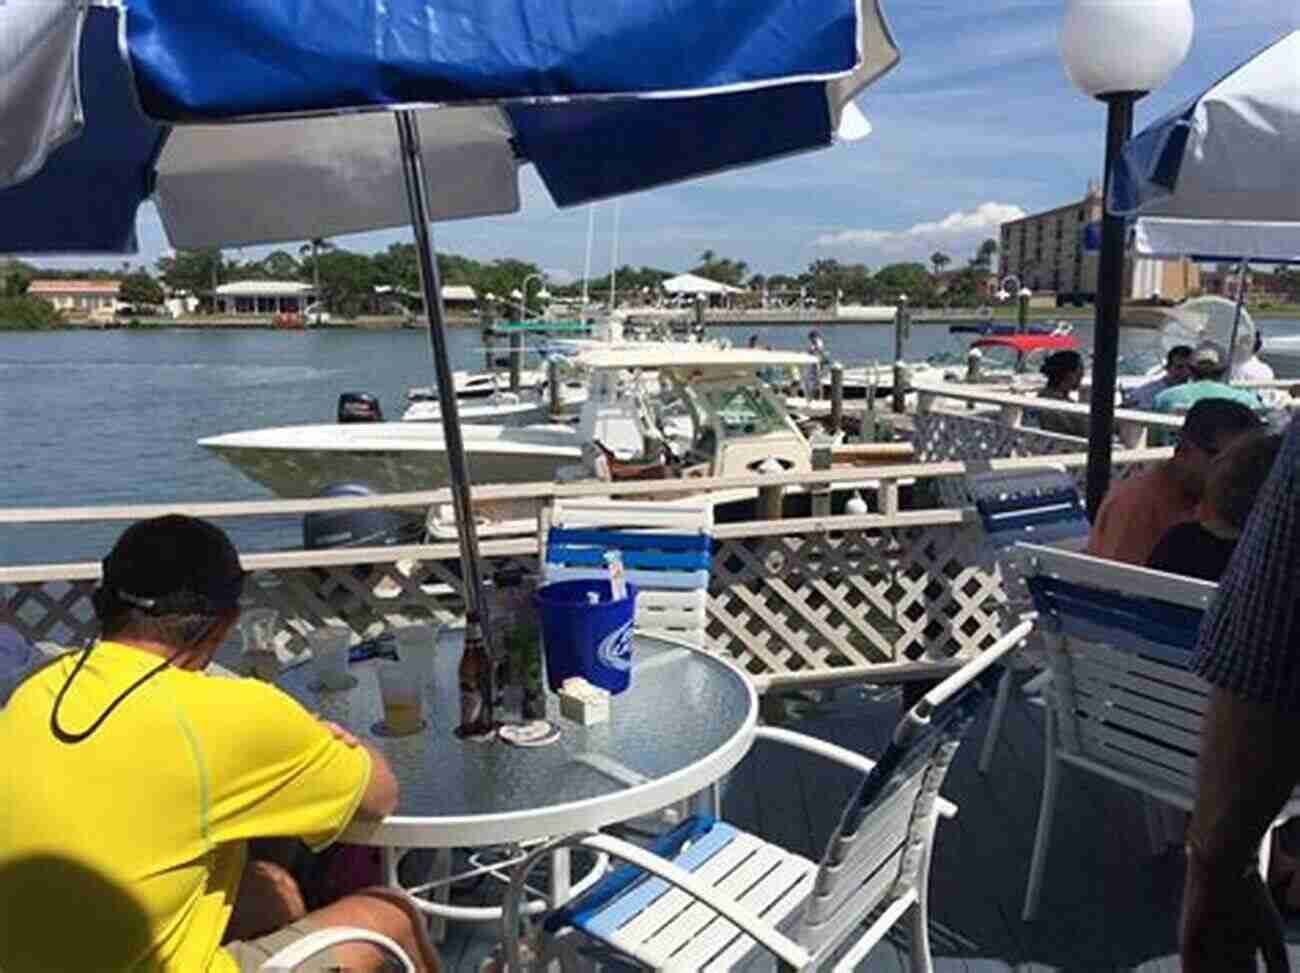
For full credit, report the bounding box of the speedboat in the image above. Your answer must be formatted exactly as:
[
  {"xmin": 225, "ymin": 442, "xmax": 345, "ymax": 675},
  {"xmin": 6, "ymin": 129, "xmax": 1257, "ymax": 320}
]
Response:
[
  {"xmin": 199, "ymin": 342, "xmax": 700, "ymax": 498},
  {"xmin": 199, "ymin": 346, "xmax": 907, "ymax": 507}
]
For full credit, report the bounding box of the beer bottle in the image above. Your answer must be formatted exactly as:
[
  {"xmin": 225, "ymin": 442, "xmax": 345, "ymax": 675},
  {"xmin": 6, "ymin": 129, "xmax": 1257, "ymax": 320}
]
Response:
[{"xmin": 457, "ymin": 614, "xmax": 494, "ymax": 737}]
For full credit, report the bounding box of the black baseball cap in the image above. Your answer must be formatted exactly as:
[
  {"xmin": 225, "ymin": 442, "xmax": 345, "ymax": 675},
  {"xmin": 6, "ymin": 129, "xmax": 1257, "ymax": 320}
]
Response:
[{"xmin": 99, "ymin": 515, "xmax": 245, "ymax": 615}]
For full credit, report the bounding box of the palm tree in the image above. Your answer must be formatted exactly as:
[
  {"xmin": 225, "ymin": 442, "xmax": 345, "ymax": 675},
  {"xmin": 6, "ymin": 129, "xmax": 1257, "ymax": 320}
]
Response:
[
  {"xmin": 930, "ymin": 251, "xmax": 951, "ymax": 277},
  {"xmin": 298, "ymin": 237, "xmax": 334, "ymax": 323}
]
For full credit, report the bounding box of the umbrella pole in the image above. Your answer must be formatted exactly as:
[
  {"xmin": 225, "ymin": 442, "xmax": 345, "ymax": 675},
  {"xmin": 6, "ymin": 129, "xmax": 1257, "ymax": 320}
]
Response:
[{"xmin": 394, "ymin": 111, "xmax": 491, "ymax": 638}]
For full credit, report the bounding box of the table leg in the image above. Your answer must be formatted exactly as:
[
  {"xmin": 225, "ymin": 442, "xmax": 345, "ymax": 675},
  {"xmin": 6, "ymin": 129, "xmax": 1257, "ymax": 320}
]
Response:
[
  {"xmin": 429, "ymin": 848, "xmax": 452, "ymax": 944},
  {"xmin": 548, "ymin": 848, "xmax": 571, "ymax": 907}
]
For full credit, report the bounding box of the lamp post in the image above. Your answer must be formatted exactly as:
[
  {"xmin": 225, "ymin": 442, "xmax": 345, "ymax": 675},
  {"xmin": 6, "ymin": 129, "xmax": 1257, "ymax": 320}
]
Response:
[
  {"xmin": 1060, "ymin": 0, "xmax": 1193, "ymax": 517},
  {"xmin": 997, "ymin": 274, "xmax": 1020, "ymax": 328},
  {"xmin": 517, "ymin": 272, "xmax": 546, "ymax": 319},
  {"xmin": 1017, "ymin": 287, "xmax": 1032, "ymax": 333}
]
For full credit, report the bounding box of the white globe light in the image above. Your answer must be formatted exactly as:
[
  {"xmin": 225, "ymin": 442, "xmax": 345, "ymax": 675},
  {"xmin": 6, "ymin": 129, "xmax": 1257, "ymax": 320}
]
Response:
[
  {"xmin": 510, "ymin": 288, "xmax": 522, "ymax": 299},
  {"xmin": 1019, "ymin": 287, "xmax": 1033, "ymax": 298},
  {"xmin": 537, "ymin": 288, "xmax": 551, "ymax": 299},
  {"xmin": 1060, "ymin": 0, "xmax": 1193, "ymax": 98},
  {"xmin": 996, "ymin": 289, "xmax": 1011, "ymax": 302}
]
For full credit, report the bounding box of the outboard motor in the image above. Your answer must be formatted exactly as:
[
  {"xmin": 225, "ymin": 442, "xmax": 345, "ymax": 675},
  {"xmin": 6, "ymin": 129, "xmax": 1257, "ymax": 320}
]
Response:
[
  {"xmin": 303, "ymin": 482, "xmax": 419, "ymax": 554},
  {"xmin": 337, "ymin": 392, "xmax": 383, "ymax": 423}
]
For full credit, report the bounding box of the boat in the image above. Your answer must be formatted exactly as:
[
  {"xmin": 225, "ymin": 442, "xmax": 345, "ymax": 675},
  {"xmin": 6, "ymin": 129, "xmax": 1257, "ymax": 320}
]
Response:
[
  {"xmin": 948, "ymin": 320, "xmax": 1075, "ymax": 336},
  {"xmin": 199, "ymin": 346, "xmax": 907, "ymax": 509}
]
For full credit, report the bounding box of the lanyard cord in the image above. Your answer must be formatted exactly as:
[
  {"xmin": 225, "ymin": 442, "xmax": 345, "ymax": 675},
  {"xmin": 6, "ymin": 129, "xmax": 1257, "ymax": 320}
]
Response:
[{"xmin": 49, "ymin": 642, "xmax": 175, "ymax": 744}]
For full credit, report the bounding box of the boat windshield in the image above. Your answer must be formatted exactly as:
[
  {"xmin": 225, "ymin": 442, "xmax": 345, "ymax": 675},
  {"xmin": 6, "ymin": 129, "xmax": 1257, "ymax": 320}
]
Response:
[{"xmin": 685, "ymin": 383, "xmax": 787, "ymax": 440}]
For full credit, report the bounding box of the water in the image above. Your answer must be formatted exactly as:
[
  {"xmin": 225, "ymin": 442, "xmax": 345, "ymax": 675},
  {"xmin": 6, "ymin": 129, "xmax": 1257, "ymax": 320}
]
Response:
[{"xmin": 3, "ymin": 319, "xmax": 1297, "ymax": 564}]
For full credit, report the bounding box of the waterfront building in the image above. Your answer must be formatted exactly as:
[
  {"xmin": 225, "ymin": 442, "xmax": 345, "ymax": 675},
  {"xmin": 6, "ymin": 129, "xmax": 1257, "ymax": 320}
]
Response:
[
  {"xmin": 999, "ymin": 182, "xmax": 1199, "ymax": 305},
  {"xmin": 27, "ymin": 278, "xmax": 121, "ymax": 317},
  {"xmin": 213, "ymin": 280, "xmax": 315, "ymax": 315}
]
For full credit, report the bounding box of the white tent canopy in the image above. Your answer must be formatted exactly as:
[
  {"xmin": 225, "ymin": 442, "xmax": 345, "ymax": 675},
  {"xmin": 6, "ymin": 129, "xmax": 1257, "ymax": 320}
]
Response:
[{"xmin": 661, "ymin": 273, "xmax": 746, "ymax": 295}]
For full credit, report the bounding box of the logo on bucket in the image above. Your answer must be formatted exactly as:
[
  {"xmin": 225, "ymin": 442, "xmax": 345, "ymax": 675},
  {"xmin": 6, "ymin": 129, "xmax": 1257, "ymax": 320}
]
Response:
[{"xmin": 596, "ymin": 620, "xmax": 634, "ymax": 672}]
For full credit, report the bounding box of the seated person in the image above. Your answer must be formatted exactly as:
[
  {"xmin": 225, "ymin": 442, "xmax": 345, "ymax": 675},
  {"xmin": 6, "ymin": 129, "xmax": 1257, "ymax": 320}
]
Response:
[
  {"xmin": 1231, "ymin": 331, "xmax": 1276, "ymax": 382},
  {"xmin": 1123, "ymin": 345, "xmax": 1192, "ymax": 411},
  {"xmin": 1152, "ymin": 341, "xmax": 1264, "ymax": 414},
  {"xmin": 0, "ymin": 515, "xmax": 440, "ymax": 973},
  {"xmin": 1147, "ymin": 431, "xmax": 1283, "ymax": 581},
  {"xmin": 1035, "ymin": 350, "xmax": 1088, "ymax": 437},
  {"xmin": 1087, "ymin": 398, "xmax": 1261, "ymax": 564}
]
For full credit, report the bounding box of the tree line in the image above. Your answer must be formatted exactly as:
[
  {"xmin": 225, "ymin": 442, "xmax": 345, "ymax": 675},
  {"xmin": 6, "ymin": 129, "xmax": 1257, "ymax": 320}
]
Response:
[{"xmin": 8, "ymin": 236, "xmax": 1297, "ymax": 322}]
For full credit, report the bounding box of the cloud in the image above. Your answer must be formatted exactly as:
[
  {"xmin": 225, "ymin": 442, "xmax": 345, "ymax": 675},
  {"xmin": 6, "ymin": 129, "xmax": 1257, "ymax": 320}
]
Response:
[{"xmin": 813, "ymin": 202, "xmax": 1026, "ymax": 254}]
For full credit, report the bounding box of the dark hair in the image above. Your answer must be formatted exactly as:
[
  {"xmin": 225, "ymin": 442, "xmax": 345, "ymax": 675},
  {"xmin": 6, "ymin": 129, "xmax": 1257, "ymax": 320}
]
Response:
[
  {"xmin": 1180, "ymin": 398, "xmax": 1262, "ymax": 453},
  {"xmin": 1205, "ymin": 433, "xmax": 1283, "ymax": 530},
  {"xmin": 1255, "ymin": 331, "xmax": 1264, "ymax": 354},
  {"xmin": 1166, "ymin": 345, "xmax": 1193, "ymax": 366},
  {"xmin": 1040, "ymin": 350, "xmax": 1083, "ymax": 385}
]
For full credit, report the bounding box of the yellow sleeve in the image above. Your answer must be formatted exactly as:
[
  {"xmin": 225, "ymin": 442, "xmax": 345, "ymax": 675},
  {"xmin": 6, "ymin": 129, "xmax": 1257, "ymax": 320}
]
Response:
[{"xmin": 196, "ymin": 680, "xmax": 372, "ymax": 852}]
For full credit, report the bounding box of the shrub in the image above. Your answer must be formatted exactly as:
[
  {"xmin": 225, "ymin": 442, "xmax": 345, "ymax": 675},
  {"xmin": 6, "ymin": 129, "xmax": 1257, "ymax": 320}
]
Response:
[{"xmin": 0, "ymin": 295, "xmax": 61, "ymax": 330}]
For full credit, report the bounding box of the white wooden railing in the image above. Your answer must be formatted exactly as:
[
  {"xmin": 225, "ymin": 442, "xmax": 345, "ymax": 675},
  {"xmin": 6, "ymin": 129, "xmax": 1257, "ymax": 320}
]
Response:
[{"xmin": 0, "ymin": 452, "xmax": 1164, "ymax": 692}]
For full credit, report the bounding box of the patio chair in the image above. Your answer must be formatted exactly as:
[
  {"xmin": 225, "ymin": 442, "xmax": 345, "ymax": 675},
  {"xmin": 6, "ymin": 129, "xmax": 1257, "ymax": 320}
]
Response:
[
  {"xmin": 498, "ymin": 616, "xmax": 1035, "ymax": 972},
  {"xmin": 540, "ymin": 499, "xmax": 713, "ymax": 648},
  {"xmin": 259, "ymin": 927, "xmax": 415, "ymax": 971},
  {"xmin": 1016, "ymin": 543, "xmax": 1300, "ymax": 920},
  {"xmin": 965, "ymin": 467, "xmax": 1090, "ymax": 774}
]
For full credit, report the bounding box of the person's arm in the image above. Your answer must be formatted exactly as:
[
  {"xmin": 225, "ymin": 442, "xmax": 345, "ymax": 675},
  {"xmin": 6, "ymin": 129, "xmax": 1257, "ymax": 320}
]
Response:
[
  {"xmin": 321, "ymin": 720, "xmax": 397, "ymax": 820},
  {"xmin": 1181, "ymin": 689, "xmax": 1300, "ymax": 973},
  {"xmin": 1182, "ymin": 417, "xmax": 1300, "ymax": 972}
]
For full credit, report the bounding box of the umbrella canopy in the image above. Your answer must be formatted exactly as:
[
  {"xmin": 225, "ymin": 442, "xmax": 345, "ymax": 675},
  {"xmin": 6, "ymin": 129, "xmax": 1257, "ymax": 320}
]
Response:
[
  {"xmin": 1, "ymin": 0, "xmax": 899, "ymax": 254},
  {"xmin": 1131, "ymin": 218, "xmax": 1300, "ymax": 264},
  {"xmin": 1110, "ymin": 30, "xmax": 1300, "ymax": 226},
  {"xmin": 661, "ymin": 273, "xmax": 748, "ymax": 295}
]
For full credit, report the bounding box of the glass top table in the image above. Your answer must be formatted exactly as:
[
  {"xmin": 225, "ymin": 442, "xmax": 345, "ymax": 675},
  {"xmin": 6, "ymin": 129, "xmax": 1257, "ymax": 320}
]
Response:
[{"xmin": 278, "ymin": 630, "xmax": 757, "ymax": 848}]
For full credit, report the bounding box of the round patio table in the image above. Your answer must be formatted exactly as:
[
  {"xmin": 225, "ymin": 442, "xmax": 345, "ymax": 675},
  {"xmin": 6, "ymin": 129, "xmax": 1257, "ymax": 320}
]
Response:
[{"xmin": 277, "ymin": 629, "xmax": 757, "ymax": 921}]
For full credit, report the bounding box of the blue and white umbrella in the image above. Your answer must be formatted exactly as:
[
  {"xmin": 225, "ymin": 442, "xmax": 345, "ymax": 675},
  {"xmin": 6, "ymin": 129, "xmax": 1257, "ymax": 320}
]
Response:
[
  {"xmin": 1110, "ymin": 29, "xmax": 1300, "ymax": 263},
  {"xmin": 0, "ymin": 0, "xmax": 899, "ymax": 652},
  {"xmin": 1, "ymin": 0, "xmax": 897, "ymax": 253}
]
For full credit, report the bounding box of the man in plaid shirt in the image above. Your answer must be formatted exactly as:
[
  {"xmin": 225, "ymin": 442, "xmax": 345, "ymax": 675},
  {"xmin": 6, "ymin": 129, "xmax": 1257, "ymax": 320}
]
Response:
[{"xmin": 1182, "ymin": 415, "xmax": 1299, "ymax": 971}]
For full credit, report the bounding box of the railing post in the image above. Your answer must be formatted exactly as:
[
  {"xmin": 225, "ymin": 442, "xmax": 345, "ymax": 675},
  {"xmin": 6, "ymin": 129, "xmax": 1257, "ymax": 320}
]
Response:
[
  {"xmin": 810, "ymin": 438, "xmax": 833, "ymax": 518},
  {"xmin": 999, "ymin": 404, "xmax": 1024, "ymax": 428},
  {"xmin": 509, "ymin": 331, "xmax": 524, "ymax": 393},
  {"xmin": 758, "ymin": 484, "xmax": 784, "ymax": 520},
  {"xmin": 829, "ymin": 363, "xmax": 844, "ymax": 433},
  {"xmin": 547, "ymin": 357, "xmax": 563, "ymax": 419}
]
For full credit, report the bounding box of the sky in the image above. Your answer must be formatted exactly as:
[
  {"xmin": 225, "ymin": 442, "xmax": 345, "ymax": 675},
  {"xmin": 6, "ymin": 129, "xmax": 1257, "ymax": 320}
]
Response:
[{"xmin": 34, "ymin": 0, "xmax": 1299, "ymax": 283}]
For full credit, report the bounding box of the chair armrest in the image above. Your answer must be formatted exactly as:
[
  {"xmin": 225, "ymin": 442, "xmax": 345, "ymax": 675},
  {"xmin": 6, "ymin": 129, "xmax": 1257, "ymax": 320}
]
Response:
[
  {"xmin": 754, "ymin": 725, "xmax": 957, "ymax": 819},
  {"xmin": 258, "ymin": 928, "xmax": 415, "ymax": 972},
  {"xmin": 502, "ymin": 831, "xmax": 811, "ymax": 971}
]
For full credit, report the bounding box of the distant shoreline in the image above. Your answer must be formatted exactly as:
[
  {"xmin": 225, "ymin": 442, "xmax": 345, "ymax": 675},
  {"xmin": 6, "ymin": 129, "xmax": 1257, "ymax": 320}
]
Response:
[{"xmin": 5, "ymin": 304, "xmax": 1300, "ymax": 332}]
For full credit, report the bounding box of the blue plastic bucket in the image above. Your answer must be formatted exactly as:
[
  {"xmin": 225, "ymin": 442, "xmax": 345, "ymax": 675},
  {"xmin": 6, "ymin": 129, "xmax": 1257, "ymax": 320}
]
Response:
[{"xmin": 534, "ymin": 580, "xmax": 638, "ymax": 694}]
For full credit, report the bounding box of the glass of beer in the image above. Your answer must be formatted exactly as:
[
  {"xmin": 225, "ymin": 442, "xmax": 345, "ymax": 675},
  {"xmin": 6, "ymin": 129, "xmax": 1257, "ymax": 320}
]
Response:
[{"xmin": 377, "ymin": 662, "xmax": 424, "ymax": 735}]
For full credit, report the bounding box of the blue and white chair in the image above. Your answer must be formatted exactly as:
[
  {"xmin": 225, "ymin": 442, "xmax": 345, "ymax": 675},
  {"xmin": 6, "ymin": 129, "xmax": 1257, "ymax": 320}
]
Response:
[
  {"xmin": 965, "ymin": 467, "xmax": 1090, "ymax": 774},
  {"xmin": 540, "ymin": 500, "xmax": 713, "ymax": 649},
  {"xmin": 1016, "ymin": 543, "xmax": 1300, "ymax": 920},
  {"xmin": 499, "ymin": 617, "xmax": 1035, "ymax": 972}
]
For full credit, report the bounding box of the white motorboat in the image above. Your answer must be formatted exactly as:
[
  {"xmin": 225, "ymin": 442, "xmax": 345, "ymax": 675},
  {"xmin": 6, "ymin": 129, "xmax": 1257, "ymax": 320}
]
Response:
[
  {"xmin": 400, "ymin": 379, "xmax": 589, "ymax": 424},
  {"xmin": 200, "ymin": 345, "xmax": 909, "ymax": 507},
  {"xmin": 199, "ymin": 342, "xmax": 705, "ymax": 498}
]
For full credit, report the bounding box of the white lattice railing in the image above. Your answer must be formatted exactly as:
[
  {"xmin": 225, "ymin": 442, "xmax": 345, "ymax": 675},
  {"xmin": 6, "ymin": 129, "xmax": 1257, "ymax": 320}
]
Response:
[{"xmin": 0, "ymin": 453, "xmax": 1163, "ymax": 691}]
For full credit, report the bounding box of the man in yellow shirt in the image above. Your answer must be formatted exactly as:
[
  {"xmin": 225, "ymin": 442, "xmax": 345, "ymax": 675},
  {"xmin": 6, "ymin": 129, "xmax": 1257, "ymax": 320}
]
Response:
[{"xmin": 0, "ymin": 515, "xmax": 440, "ymax": 972}]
